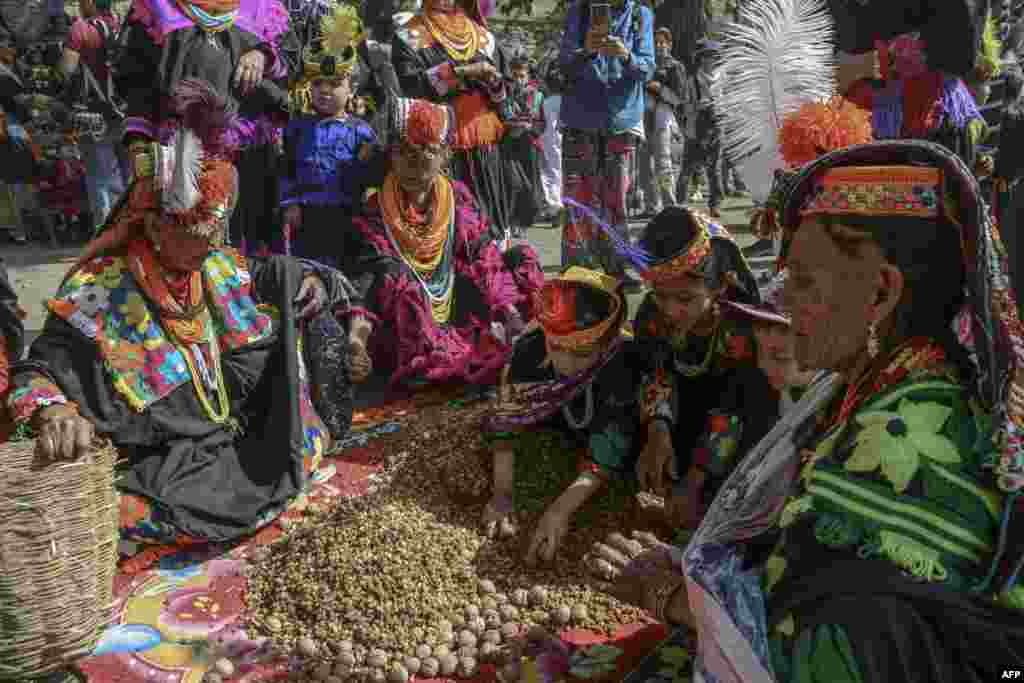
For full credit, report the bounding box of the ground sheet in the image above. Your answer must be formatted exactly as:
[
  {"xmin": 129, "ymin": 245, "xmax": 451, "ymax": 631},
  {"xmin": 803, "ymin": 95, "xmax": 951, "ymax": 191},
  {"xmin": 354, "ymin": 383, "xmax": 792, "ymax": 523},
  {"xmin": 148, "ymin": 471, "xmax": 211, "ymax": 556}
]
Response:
[{"xmin": 72, "ymin": 388, "xmax": 693, "ymax": 683}]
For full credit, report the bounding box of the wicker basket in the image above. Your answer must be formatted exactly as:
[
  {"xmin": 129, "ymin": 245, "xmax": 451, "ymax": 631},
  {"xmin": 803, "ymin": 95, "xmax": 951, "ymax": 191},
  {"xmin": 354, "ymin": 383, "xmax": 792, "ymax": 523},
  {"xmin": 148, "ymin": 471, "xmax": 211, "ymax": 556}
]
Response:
[{"xmin": 0, "ymin": 438, "xmax": 120, "ymax": 679}]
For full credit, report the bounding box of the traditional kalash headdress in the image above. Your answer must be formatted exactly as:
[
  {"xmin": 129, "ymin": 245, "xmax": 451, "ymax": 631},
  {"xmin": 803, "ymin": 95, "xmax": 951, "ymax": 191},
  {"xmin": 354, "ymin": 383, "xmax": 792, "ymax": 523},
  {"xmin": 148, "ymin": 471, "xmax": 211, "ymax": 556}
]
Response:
[
  {"xmin": 779, "ymin": 139, "xmax": 1024, "ymax": 596},
  {"xmin": 291, "ymin": 2, "xmax": 366, "ymax": 113},
  {"xmin": 485, "ymin": 267, "xmax": 627, "ymax": 433},
  {"xmin": 713, "ymin": 0, "xmax": 873, "ymax": 246},
  {"xmin": 627, "ymin": 207, "xmax": 761, "ymax": 307},
  {"xmin": 69, "ymin": 79, "xmax": 237, "ymax": 272},
  {"xmin": 389, "ymin": 96, "xmax": 456, "ymax": 146}
]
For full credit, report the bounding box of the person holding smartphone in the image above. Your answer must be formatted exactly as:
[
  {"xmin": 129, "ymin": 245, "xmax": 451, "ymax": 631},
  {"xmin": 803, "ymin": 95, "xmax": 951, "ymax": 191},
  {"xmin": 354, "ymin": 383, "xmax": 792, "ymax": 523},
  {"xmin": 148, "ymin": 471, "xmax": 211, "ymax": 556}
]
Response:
[{"xmin": 558, "ymin": 0, "xmax": 655, "ymax": 285}]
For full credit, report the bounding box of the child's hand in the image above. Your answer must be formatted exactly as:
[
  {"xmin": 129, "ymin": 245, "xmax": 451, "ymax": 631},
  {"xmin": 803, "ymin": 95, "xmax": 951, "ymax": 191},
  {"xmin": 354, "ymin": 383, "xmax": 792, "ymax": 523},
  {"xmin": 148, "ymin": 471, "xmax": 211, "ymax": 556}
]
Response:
[
  {"xmin": 482, "ymin": 494, "xmax": 517, "ymax": 539},
  {"xmin": 525, "ymin": 506, "xmax": 570, "ymax": 567}
]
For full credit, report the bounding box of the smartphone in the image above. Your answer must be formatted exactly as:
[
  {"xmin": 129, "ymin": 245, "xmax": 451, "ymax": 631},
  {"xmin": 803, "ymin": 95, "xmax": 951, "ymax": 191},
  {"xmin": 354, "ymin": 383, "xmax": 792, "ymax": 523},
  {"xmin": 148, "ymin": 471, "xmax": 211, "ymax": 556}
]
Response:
[{"xmin": 590, "ymin": 2, "xmax": 611, "ymax": 36}]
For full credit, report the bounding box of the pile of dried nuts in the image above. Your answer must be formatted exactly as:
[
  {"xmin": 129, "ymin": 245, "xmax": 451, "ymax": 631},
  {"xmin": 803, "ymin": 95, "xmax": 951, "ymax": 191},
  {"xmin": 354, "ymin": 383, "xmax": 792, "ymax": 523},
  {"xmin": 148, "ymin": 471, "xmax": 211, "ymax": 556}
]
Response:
[{"xmin": 244, "ymin": 401, "xmax": 649, "ymax": 682}]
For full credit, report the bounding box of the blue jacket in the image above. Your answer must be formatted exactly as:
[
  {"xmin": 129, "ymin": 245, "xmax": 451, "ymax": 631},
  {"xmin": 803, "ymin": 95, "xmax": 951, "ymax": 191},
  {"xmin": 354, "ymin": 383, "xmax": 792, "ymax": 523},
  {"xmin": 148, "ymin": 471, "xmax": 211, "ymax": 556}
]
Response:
[{"xmin": 558, "ymin": 0, "xmax": 655, "ymax": 134}]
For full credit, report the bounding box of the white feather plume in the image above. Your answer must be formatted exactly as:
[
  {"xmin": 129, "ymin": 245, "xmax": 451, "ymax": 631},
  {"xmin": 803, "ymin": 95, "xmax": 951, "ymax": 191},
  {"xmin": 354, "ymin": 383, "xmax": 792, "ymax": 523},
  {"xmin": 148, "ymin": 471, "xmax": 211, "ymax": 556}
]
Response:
[
  {"xmin": 712, "ymin": 0, "xmax": 836, "ymax": 205},
  {"xmin": 163, "ymin": 128, "xmax": 204, "ymax": 214}
]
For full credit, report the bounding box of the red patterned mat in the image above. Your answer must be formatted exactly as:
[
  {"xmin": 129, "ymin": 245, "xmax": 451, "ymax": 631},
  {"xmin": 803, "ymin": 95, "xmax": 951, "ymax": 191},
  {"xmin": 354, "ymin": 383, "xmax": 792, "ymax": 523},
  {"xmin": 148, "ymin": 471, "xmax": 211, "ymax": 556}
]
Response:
[{"xmin": 73, "ymin": 389, "xmax": 673, "ymax": 683}]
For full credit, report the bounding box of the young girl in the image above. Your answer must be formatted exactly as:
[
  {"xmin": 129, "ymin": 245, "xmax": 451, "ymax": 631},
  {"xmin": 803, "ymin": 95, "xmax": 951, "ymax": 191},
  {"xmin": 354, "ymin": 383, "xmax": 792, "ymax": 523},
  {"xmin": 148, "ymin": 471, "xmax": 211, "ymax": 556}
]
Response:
[{"xmin": 668, "ymin": 272, "xmax": 812, "ymax": 528}]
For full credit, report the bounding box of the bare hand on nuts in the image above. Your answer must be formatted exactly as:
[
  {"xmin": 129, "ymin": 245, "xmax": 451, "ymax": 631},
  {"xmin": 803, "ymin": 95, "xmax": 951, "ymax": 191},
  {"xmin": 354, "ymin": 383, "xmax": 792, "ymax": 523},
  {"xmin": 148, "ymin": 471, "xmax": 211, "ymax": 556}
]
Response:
[
  {"xmin": 524, "ymin": 507, "xmax": 570, "ymax": 567},
  {"xmin": 35, "ymin": 404, "xmax": 94, "ymax": 461},
  {"xmin": 583, "ymin": 530, "xmax": 675, "ymax": 604},
  {"xmin": 481, "ymin": 494, "xmax": 517, "ymax": 539}
]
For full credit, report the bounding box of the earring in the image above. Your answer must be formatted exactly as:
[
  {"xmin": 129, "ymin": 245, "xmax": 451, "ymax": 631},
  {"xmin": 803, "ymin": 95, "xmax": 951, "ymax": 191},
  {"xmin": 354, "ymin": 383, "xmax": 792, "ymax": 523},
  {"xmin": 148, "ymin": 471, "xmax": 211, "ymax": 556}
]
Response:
[{"xmin": 867, "ymin": 320, "xmax": 880, "ymax": 358}]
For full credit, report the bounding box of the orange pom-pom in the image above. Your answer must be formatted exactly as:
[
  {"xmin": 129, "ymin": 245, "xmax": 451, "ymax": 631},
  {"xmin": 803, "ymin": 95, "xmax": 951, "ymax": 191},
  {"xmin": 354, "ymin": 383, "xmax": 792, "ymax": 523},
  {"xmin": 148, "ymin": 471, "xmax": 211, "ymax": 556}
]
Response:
[{"xmin": 778, "ymin": 96, "xmax": 874, "ymax": 168}]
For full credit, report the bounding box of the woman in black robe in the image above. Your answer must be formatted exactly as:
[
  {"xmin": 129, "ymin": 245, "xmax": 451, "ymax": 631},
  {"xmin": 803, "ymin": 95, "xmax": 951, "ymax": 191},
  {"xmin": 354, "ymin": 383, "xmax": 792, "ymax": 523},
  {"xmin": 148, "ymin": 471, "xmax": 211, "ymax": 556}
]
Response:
[
  {"xmin": 6, "ymin": 80, "xmax": 368, "ymax": 546},
  {"xmin": 392, "ymin": 0, "xmax": 512, "ymax": 242},
  {"xmin": 115, "ymin": 0, "xmax": 298, "ymax": 253}
]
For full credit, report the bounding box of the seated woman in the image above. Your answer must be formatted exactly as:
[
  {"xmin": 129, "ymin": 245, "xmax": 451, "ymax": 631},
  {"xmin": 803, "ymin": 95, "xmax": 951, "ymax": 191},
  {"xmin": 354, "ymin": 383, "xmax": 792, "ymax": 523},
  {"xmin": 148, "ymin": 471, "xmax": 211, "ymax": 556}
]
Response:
[
  {"xmin": 586, "ymin": 140, "xmax": 1024, "ymax": 681},
  {"xmin": 629, "ymin": 207, "xmax": 769, "ymax": 502},
  {"xmin": 6, "ymin": 80, "xmax": 368, "ymax": 546},
  {"xmin": 348, "ymin": 97, "xmax": 543, "ymax": 386},
  {"xmin": 481, "ymin": 267, "xmax": 638, "ymax": 565},
  {"xmin": 670, "ymin": 272, "xmax": 814, "ymax": 529},
  {"xmin": 0, "ymin": 258, "xmax": 24, "ymax": 438}
]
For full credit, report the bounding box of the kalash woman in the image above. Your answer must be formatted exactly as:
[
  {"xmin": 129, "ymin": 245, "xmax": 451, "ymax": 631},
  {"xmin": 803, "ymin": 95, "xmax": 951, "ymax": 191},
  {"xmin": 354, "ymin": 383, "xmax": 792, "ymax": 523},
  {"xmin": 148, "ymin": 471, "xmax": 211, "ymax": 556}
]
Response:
[
  {"xmin": 629, "ymin": 207, "xmax": 768, "ymax": 501},
  {"xmin": 481, "ymin": 267, "xmax": 638, "ymax": 565},
  {"xmin": 392, "ymin": 0, "xmax": 513, "ymax": 242},
  {"xmin": 347, "ymin": 97, "xmax": 543, "ymax": 387},
  {"xmin": 115, "ymin": 0, "xmax": 298, "ymax": 253},
  {"xmin": 585, "ymin": 140, "xmax": 1024, "ymax": 681},
  {"xmin": 5, "ymin": 80, "xmax": 368, "ymax": 547},
  {"xmin": 348, "ymin": 96, "xmax": 544, "ymax": 387}
]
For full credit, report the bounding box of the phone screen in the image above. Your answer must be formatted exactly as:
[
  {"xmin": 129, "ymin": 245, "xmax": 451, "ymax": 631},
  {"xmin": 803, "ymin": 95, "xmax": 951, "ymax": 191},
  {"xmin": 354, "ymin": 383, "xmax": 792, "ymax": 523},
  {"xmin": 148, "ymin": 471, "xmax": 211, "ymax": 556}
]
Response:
[{"xmin": 591, "ymin": 2, "xmax": 610, "ymax": 34}]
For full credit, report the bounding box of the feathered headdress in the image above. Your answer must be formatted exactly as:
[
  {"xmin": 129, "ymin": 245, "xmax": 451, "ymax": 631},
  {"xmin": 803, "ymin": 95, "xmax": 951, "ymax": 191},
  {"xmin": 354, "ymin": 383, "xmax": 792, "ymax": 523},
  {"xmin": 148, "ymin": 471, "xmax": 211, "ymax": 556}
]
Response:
[
  {"xmin": 74, "ymin": 78, "xmax": 238, "ymax": 271},
  {"xmin": 713, "ymin": 0, "xmax": 836, "ymax": 208},
  {"xmin": 303, "ymin": 2, "xmax": 366, "ymax": 82}
]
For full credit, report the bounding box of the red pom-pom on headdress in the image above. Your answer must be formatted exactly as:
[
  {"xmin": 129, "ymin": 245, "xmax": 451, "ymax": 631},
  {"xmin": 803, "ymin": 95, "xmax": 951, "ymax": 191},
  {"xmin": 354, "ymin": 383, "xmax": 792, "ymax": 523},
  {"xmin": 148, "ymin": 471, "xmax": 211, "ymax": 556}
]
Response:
[
  {"xmin": 778, "ymin": 96, "xmax": 873, "ymax": 168},
  {"xmin": 538, "ymin": 281, "xmax": 578, "ymax": 337}
]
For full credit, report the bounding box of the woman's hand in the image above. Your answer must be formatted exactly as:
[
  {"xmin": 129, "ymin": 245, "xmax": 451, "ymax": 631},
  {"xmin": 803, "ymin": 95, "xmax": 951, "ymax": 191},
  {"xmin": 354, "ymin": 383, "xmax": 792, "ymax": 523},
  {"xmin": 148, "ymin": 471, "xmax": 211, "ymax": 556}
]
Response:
[
  {"xmin": 35, "ymin": 404, "xmax": 94, "ymax": 461},
  {"xmin": 637, "ymin": 421, "xmax": 675, "ymax": 495},
  {"xmin": 295, "ymin": 274, "xmax": 327, "ymax": 319},
  {"xmin": 584, "ymin": 530, "xmax": 690, "ymax": 623},
  {"xmin": 457, "ymin": 62, "xmax": 498, "ymax": 83},
  {"xmin": 234, "ymin": 49, "xmax": 267, "ymax": 96}
]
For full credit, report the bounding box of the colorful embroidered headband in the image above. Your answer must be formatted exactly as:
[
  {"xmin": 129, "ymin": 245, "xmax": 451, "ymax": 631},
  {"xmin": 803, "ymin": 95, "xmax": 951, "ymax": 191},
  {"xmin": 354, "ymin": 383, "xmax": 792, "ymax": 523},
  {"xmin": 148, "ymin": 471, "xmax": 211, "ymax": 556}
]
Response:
[
  {"xmin": 641, "ymin": 212, "xmax": 712, "ymax": 285},
  {"xmin": 391, "ymin": 97, "xmax": 455, "ymax": 147},
  {"xmin": 800, "ymin": 165, "xmax": 942, "ymax": 218},
  {"xmin": 539, "ymin": 267, "xmax": 622, "ymax": 352}
]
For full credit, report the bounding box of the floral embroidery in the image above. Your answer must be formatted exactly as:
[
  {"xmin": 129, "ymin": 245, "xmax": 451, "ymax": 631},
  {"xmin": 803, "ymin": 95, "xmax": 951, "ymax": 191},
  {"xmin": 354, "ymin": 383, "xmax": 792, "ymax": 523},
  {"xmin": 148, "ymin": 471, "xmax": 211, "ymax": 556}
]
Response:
[
  {"xmin": 8, "ymin": 375, "xmax": 68, "ymax": 422},
  {"xmin": 845, "ymin": 399, "xmax": 961, "ymax": 493},
  {"xmin": 47, "ymin": 249, "xmax": 275, "ymax": 413},
  {"xmin": 119, "ymin": 292, "xmax": 151, "ymax": 335},
  {"xmin": 568, "ymin": 644, "xmax": 625, "ymax": 679}
]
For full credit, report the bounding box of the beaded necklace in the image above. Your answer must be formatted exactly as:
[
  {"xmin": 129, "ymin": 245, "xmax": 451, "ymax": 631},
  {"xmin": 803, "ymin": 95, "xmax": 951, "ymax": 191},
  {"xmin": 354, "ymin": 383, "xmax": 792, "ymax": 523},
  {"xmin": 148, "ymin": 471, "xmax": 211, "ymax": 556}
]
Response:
[
  {"xmin": 421, "ymin": 8, "xmax": 480, "ymax": 61},
  {"xmin": 175, "ymin": 0, "xmax": 239, "ymax": 33},
  {"xmin": 380, "ymin": 175, "xmax": 457, "ymax": 323},
  {"xmin": 673, "ymin": 322, "xmax": 724, "ymax": 378},
  {"xmin": 561, "ymin": 382, "xmax": 595, "ymax": 430}
]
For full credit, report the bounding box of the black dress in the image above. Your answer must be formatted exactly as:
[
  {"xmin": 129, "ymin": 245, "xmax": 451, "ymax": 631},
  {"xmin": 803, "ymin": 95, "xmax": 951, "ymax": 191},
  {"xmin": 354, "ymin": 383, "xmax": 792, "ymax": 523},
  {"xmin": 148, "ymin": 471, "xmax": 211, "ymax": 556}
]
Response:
[
  {"xmin": 8, "ymin": 250, "xmax": 356, "ymax": 542},
  {"xmin": 392, "ymin": 14, "xmax": 513, "ymax": 241},
  {"xmin": 115, "ymin": 0, "xmax": 299, "ymax": 250}
]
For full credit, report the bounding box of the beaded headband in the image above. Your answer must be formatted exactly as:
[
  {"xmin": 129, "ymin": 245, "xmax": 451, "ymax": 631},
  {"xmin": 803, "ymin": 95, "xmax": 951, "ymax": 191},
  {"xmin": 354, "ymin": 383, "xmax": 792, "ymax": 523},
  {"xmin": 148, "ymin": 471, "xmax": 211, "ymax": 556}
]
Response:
[
  {"xmin": 641, "ymin": 212, "xmax": 712, "ymax": 285},
  {"xmin": 539, "ymin": 267, "xmax": 622, "ymax": 352},
  {"xmin": 800, "ymin": 165, "xmax": 942, "ymax": 218}
]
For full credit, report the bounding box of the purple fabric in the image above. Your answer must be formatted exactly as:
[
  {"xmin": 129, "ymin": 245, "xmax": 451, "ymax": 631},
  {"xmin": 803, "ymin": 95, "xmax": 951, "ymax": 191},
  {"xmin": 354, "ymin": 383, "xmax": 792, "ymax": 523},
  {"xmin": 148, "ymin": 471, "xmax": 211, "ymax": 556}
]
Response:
[
  {"xmin": 153, "ymin": 113, "xmax": 283, "ymax": 149},
  {"xmin": 872, "ymin": 81, "xmax": 903, "ymax": 140},
  {"xmin": 123, "ymin": 116, "xmax": 157, "ymax": 141},
  {"xmin": 131, "ymin": 0, "xmax": 289, "ymax": 44},
  {"xmin": 940, "ymin": 77, "xmax": 983, "ymax": 131},
  {"xmin": 482, "ymin": 336, "xmax": 626, "ymax": 432}
]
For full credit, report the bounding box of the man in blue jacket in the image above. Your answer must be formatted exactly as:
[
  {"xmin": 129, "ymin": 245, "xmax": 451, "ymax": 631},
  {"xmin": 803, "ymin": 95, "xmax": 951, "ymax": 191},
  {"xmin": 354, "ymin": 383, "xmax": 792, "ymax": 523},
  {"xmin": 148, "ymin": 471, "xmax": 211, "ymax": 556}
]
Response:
[{"xmin": 558, "ymin": 0, "xmax": 654, "ymax": 281}]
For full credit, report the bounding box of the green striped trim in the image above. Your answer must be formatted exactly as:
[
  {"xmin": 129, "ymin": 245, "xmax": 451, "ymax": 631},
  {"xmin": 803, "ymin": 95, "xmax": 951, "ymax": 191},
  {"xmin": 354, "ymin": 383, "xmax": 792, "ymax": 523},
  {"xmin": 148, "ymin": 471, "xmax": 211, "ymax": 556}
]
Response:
[
  {"xmin": 861, "ymin": 380, "xmax": 961, "ymax": 413},
  {"xmin": 926, "ymin": 462, "xmax": 1004, "ymax": 523},
  {"xmin": 810, "ymin": 470, "xmax": 992, "ymax": 565}
]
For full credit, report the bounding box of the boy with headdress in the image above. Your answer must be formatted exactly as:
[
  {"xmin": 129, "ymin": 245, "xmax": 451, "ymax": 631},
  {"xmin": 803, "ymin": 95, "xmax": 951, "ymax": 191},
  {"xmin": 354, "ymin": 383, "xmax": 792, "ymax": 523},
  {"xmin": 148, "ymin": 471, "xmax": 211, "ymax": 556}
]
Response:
[
  {"xmin": 482, "ymin": 266, "xmax": 639, "ymax": 565},
  {"xmin": 280, "ymin": 3, "xmax": 377, "ymax": 269}
]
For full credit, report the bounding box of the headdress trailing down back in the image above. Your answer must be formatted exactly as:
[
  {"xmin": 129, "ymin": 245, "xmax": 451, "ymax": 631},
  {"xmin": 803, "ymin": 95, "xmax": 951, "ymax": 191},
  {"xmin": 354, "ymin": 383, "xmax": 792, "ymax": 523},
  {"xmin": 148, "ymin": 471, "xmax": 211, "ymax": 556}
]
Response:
[
  {"xmin": 779, "ymin": 139, "xmax": 1024, "ymax": 593},
  {"xmin": 538, "ymin": 267, "xmax": 624, "ymax": 354},
  {"xmin": 630, "ymin": 207, "xmax": 761, "ymax": 307},
  {"xmin": 71, "ymin": 79, "xmax": 237, "ymax": 273},
  {"xmin": 390, "ymin": 97, "xmax": 455, "ymax": 147},
  {"xmin": 300, "ymin": 2, "xmax": 365, "ymax": 83}
]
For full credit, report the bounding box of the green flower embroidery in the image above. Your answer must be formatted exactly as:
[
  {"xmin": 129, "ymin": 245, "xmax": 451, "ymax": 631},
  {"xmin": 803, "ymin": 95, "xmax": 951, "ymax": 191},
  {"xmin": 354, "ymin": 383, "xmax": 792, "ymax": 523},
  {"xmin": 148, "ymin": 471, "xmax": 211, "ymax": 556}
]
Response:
[
  {"xmin": 845, "ymin": 400, "xmax": 961, "ymax": 493},
  {"xmin": 763, "ymin": 554, "xmax": 787, "ymax": 594},
  {"xmin": 655, "ymin": 645, "xmax": 692, "ymax": 681},
  {"xmin": 569, "ymin": 644, "xmax": 624, "ymax": 679}
]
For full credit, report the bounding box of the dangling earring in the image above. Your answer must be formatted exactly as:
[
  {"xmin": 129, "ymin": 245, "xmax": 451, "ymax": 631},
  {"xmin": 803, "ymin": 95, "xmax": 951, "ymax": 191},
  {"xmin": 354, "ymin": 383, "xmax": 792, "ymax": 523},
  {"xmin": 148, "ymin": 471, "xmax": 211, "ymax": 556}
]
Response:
[{"xmin": 867, "ymin": 320, "xmax": 880, "ymax": 359}]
